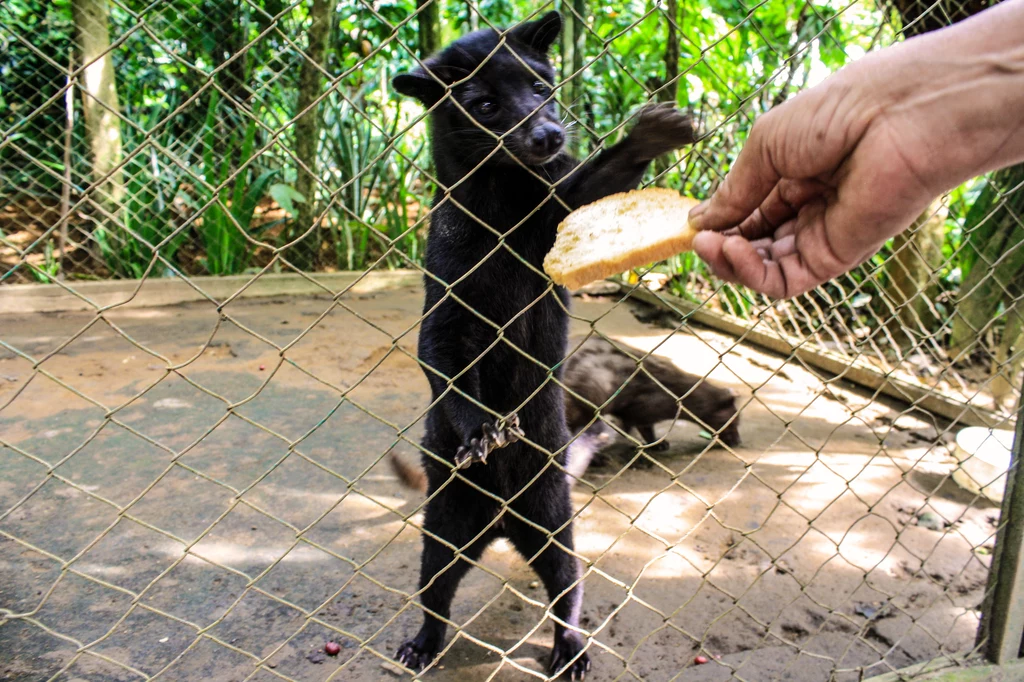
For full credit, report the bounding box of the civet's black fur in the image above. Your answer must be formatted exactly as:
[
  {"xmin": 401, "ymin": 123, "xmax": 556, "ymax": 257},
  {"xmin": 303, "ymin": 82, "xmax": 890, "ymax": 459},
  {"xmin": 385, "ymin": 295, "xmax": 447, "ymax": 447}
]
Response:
[{"xmin": 391, "ymin": 11, "xmax": 695, "ymax": 679}]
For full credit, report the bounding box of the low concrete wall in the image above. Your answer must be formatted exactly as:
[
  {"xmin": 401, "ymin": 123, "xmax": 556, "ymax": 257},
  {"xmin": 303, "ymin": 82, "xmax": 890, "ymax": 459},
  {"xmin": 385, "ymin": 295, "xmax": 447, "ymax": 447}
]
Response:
[{"xmin": 0, "ymin": 270, "xmax": 424, "ymax": 314}]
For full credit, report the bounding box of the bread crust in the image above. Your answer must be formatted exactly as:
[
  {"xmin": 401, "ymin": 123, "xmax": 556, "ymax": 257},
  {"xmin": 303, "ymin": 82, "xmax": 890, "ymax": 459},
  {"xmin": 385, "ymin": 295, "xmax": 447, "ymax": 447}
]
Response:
[{"xmin": 543, "ymin": 188, "xmax": 699, "ymax": 290}]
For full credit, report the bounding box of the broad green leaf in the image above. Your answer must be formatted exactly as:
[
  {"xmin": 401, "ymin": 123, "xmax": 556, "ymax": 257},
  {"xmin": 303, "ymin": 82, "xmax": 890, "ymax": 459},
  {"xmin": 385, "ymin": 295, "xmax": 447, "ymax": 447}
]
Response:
[{"xmin": 269, "ymin": 183, "xmax": 307, "ymax": 216}]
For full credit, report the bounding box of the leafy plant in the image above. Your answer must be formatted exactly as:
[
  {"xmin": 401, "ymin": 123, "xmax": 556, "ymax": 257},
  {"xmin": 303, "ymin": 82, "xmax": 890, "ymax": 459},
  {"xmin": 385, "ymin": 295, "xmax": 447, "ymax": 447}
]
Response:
[
  {"xmin": 321, "ymin": 86, "xmax": 429, "ymax": 271},
  {"xmin": 30, "ymin": 240, "xmax": 61, "ymax": 283},
  {"xmin": 270, "ymin": 183, "xmax": 306, "ymax": 216},
  {"xmin": 193, "ymin": 91, "xmax": 277, "ymax": 275},
  {"xmin": 93, "ymin": 149, "xmax": 188, "ymax": 279},
  {"xmin": 374, "ymin": 141, "xmax": 429, "ymax": 267}
]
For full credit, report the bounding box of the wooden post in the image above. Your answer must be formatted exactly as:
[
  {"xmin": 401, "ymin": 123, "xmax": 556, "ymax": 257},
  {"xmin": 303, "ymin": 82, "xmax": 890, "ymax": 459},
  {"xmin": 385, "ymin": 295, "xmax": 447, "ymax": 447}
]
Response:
[
  {"xmin": 292, "ymin": 0, "xmax": 333, "ymax": 270},
  {"xmin": 60, "ymin": 52, "xmax": 75, "ymax": 281},
  {"xmin": 981, "ymin": 380, "xmax": 1024, "ymax": 663}
]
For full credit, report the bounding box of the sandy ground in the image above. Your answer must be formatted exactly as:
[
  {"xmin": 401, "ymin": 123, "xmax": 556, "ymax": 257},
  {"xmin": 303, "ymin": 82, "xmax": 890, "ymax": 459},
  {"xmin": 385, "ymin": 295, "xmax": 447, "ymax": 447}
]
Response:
[{"xmin": 0, "ymin": 284, "xmax": 1000, "ymax": 682}]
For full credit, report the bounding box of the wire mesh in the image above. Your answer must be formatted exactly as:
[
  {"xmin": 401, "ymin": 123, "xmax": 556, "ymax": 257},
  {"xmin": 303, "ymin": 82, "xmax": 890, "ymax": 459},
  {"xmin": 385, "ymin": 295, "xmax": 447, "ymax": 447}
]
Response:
[{"xmin": 1, "ymin": 0, "xmax": 1021, "ymax": 680}]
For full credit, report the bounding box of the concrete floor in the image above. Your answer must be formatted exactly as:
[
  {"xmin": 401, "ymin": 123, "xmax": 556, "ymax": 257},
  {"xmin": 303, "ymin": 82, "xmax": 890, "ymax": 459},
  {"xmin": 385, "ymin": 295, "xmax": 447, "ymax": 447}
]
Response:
[{"xmin": 0, "ymin": 284, "xmax": 1000, "ymax": 681}]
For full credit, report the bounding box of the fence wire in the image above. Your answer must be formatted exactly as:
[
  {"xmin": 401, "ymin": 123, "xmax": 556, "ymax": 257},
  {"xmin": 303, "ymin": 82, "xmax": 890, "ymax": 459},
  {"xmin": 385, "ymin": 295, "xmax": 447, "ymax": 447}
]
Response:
[{"xmin": 1, "ymin": 0, "xmax": 1021, "ymax": 680}]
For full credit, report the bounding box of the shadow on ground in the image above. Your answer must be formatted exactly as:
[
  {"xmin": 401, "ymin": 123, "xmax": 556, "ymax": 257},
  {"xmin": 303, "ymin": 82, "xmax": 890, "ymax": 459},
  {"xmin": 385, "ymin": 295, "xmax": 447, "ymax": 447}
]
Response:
[{"xmin": 0, "ymin": 288, "xmax": 999, "ymax": 681}]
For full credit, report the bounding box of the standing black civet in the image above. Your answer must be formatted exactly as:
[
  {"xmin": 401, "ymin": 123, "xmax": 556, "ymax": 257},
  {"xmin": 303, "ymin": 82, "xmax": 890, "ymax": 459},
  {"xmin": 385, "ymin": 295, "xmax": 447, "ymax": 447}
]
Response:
[{"xmin": 391, "ymin": 11, "xmax": 695, "ymax": 679}]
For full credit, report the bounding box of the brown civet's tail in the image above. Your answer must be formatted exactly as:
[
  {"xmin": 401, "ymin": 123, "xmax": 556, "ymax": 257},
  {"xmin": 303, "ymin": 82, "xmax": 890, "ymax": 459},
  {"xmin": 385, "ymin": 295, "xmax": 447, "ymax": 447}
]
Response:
[{"xmin": 388, "ymin": 451, "xmax": 427, "ymax": 493}]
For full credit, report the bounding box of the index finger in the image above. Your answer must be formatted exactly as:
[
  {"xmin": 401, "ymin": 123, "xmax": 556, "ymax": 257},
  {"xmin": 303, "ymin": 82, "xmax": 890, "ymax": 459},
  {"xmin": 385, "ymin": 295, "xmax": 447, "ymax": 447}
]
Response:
[
  {"xmin": 688, "ymin": 113, "xmax": 783, "ymax": 233},
  {"xmin": 732, "ymin": 178, "xmax": 828, "ymax": 241}
]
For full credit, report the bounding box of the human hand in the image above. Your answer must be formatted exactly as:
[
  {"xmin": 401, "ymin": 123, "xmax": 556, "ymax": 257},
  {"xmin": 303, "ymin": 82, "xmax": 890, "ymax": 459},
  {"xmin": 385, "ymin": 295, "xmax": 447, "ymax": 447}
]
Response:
[
  {"xmin": 689, "ymin": 0, "xmax": 1024, "ymax": 299},
  {"xmin": 689, "ymin": 79, "xmax": 934, "ymax": 299}
]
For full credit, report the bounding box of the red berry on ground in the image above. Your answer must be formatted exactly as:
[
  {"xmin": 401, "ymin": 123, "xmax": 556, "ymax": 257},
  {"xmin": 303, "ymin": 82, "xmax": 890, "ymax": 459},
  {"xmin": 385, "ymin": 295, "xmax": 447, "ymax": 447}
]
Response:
[
  {"xmin": 259, "ymin": 364, "xmax": 266, "ymax": 371},
  {"xmin": 325, "ymin": 641, "xmax": 341, "ymax": 656},
  {"xmin": 694, "ymin": 655, "xmax": 709, "ymax": 665}
]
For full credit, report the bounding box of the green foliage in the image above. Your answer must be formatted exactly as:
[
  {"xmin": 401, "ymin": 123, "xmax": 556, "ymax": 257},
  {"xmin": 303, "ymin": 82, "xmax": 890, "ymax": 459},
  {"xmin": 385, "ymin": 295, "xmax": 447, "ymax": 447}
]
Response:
[
  {"xmin": 30, "ymin": 241, "xmax": 61, "ymax": 283},
  {"xmin": 94, "ymin": 151, "xmax": 188, "ymax": 279},
  {"xmin": 0, "ymin": 0, "xmax": 76, "ymax": 195},
  {"xmin": 320, "ymin": 77, "xmax": 430, "ymax": 271},
  {"xmin": 192, "ymin": 91, "xmax": 277, "ymax": 275},
  {"xmin": 4, "ymin": 0, "xmax": 1019, "ymax": 375},
  {"xmin": 270, "ymin": 184, "xmax": 306, "ymax": 216},
  {"xmin": 1, "ymin": 0, "xmax": 877, "ymax": 284}
]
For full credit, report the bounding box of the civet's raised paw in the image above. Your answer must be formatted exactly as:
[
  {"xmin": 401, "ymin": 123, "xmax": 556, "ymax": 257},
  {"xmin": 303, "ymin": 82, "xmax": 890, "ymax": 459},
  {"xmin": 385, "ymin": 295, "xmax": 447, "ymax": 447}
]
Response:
[{"xmin": 627, "ymin": 102, "xmax": 697, "ymax": 161}]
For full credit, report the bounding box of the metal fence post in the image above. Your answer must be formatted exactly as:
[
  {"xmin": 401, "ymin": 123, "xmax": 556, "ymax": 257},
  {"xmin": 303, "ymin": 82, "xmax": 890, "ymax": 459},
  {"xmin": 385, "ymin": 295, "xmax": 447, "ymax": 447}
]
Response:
[{"xmin": 981, "ymin": 379, "xmax": 1024, "ymax": 664}]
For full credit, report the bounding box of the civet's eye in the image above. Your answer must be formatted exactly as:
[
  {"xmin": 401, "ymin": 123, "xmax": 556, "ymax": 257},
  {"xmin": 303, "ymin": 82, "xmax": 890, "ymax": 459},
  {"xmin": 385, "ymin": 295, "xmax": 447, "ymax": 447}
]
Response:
[
  {"xmin": 473, "ymin": 99, "xmax": 498, "ymax": 117},
  {"xmin": 532, "ymin": 80, "xmax": 550, "ymax": 95}
]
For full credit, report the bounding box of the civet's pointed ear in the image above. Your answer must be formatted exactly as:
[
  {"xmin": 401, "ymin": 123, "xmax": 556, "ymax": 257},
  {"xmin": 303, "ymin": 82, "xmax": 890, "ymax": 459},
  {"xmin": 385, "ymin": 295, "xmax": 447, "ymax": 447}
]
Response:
[
  {"xmin": 392, "ymin": 62, "xmax": 454, "ymax": 107},
  {"xmin": 509, "ymin": 11, "xmax": 561, "ymax": 53}
]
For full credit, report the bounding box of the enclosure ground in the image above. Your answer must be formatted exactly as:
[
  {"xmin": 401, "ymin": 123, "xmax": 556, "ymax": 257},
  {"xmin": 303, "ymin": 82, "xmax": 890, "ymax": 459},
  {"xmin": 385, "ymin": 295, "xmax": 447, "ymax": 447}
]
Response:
[{"xmin": 0, "ymin": 285, "xmax": 999, "ymax": 681}]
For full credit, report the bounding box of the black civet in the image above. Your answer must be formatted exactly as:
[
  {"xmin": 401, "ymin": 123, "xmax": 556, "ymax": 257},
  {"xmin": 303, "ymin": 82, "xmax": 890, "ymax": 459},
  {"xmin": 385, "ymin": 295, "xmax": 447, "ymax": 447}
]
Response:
[{"xmin": 391, "ymin": 11, "xmax": 695, "ymax": 679}]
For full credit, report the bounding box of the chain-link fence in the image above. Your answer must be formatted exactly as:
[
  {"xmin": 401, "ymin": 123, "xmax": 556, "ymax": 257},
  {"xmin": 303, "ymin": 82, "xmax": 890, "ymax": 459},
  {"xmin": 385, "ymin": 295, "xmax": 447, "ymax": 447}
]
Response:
[{"xmin": 2, "ymin": 0, "xmax": 1023, "ymax": 680}]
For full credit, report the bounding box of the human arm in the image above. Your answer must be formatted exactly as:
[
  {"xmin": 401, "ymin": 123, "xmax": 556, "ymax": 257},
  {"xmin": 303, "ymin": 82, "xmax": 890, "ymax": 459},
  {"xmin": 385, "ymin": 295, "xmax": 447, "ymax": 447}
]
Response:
[{"xmin": 689, "ymin": 0, "xmax": 1024, "ymax": 299}]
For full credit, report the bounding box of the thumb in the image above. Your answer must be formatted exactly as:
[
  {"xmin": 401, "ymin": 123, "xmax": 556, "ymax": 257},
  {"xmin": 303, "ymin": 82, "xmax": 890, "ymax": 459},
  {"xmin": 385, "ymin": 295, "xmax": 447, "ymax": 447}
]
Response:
[{"xmin": 689, "ymin": 114, "xmax": 782, "ymax": 233}]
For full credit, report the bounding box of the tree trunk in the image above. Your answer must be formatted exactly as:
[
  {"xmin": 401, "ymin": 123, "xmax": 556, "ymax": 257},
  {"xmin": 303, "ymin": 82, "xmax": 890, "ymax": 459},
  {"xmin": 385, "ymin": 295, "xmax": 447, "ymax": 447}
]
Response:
[
  {"xmin": 653, "ymin": 0, "xmax": 680, "ymax": 184},
  {"xmin": 771, "ymin": 4, "xmax": 810, "ymax": 109},
  {"xmin": 226, "ymin": 1, "xmax": 250, "ymax": 106},
  {"xmin": 71, "ymin": 0, "xmax": 123, "ymax": 212},
  {"xmin": 882, "ymin": 199, "xmax": 947, "ymax": 345},
  {"xmin": 659, "ymin": 0, "xmax": 679, "ymax": 104},
  {"xmin": 559, "ymin": 0, "xmax": 586, "ymax": 155},
  {"xmin": 291, "ymin": 0, "xmax": 332, "ymax": 270},
  {"xmin": 990, "ymin": 296, "xmax": 1024, "ymax": 409},
  {"xmin": 417, "ymin": 0, "xmax": 441, "ymax": 58},
  {"xmin": 559, "ymin": 0, "xmax": 575, "ymax": 113},
  {"xmin": 571, "ymin": 0, "xmax": 585, "ymax": 105}
]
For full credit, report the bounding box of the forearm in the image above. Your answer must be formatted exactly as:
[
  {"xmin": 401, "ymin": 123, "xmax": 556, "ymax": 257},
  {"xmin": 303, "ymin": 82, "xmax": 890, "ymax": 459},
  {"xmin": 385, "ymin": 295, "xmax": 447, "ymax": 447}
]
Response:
[
  {"xmin": 419, "ymin": 313, "xmax": 493, "ymax": 443},
  {"xmin": 853, "ymin": 0, "xmax": 1024, "ymax": 194},
  {"xmin": 557, "ymin": 103, "xmax": 695, "ymax": 208},
  {"xmin": 556, "ymin": 142, "xmax": 648, "ymax": 210},
  {"xmin": 422, "ymin": 353, "xmax": 489, "ymax": 439},
  {"xmin": 687, "ymin": 0, "xmax": 1024, "ymax": 299},
  {"xmin": 421, "ymin": 340, "xmax": 524, "ymax": 466},
  {"xmin": 430, "ymin": 377, "xmax": 490, "ymax": 438}
]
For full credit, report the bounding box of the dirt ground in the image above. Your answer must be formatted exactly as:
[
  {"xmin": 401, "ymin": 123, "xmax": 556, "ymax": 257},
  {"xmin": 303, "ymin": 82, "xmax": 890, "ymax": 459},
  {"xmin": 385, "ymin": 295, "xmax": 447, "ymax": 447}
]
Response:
[{"xmin": 0, "ymin": 284, "xmax": 1000, "ymax": 681}]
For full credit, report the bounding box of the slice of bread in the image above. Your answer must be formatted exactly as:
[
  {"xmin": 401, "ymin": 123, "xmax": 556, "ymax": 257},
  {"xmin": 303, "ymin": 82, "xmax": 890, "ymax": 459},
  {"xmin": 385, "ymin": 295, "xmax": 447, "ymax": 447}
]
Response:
[{"xmin": 543, "ymin": 188, "xmax": 700, "ymax": 290}]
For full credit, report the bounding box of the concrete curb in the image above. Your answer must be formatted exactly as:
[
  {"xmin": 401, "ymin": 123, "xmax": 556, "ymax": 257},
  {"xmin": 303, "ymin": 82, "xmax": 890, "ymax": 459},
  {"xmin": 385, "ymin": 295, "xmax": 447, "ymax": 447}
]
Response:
[
  {"xmin": 0, "ymin": 270, "xmax": 423, "ymax": 314},
  {"xmin": 626, "ymin": 284, "xmax": 1011, "ymax": 430},
  {"xmin": 864, "ymin": 657, "xmax": 1024, "ymax": 681}
]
